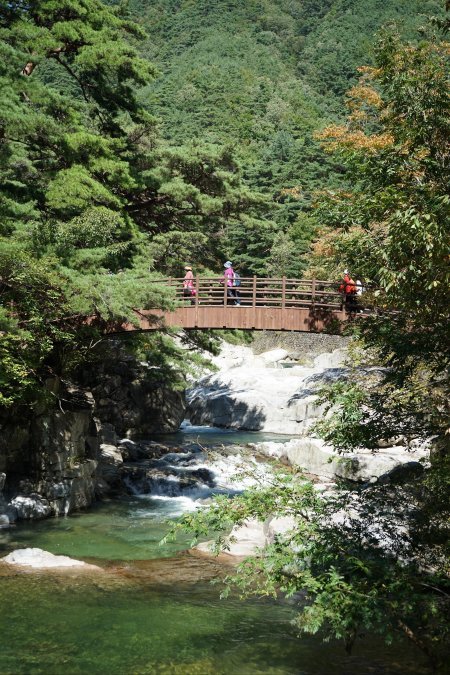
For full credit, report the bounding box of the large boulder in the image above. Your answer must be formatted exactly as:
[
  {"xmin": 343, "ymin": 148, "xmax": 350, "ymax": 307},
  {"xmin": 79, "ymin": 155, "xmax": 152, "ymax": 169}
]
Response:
[
  {"xmin": 8, "ymin": 495, "xmax": 52, "ymax": 520},
  {"xmin": 258, "ymin": 348, "xmax": 289, "ymax": 364},
  {"xmin": 187, "ymin": 345, "xmax": 342, "ymax": 434},
  {"xmin": 195, "ymin": 515, "xmax": 296, "ymax": 558},
  {"xmin": 334, "ymin": 447, "xmax": 426, "ymax": 483},
  {"xmin": 97, "ymin": 443, "xmax": 124, "ymax": 492},
  {"xmin": 255, "ymin": 438, "xmax": 428, "ymax": 483}
]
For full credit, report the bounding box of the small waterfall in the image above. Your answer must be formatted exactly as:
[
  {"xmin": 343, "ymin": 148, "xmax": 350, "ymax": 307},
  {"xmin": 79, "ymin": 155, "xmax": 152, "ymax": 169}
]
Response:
[{"xmin": 121, "ymin": 430, "xmax": 272, "ymax": 513}]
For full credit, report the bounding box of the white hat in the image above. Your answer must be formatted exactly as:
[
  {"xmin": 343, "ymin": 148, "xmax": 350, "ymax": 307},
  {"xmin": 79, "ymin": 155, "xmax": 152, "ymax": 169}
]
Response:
[{"xmin": 224, "ymin": 261, "xmax": 232, "ymax": 268}]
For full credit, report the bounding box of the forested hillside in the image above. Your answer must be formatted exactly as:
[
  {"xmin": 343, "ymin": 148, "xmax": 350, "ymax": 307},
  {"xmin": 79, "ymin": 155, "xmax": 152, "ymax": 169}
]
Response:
[
  {"xmin": 0, "ymin": 0, "xmax": 254, "ymax": 406},
  {"xmin": 122, "ymin": 0, "xmax": 443, "ymax": 272}
]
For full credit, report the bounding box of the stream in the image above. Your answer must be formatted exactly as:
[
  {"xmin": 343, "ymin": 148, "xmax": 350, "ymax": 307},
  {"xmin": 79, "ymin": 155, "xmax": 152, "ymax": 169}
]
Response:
[{"xmin": 0, "ymin": 424, "xmax": 431, "ymax": 674}]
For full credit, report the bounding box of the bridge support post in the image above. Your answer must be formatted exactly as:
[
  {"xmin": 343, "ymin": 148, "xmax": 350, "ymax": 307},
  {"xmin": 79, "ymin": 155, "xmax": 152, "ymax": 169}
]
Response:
[
  {"xmin": 195, "ymin": 274, "xmax": 199, "ymax": 325},
  {"xmin": 252, "ymin": 276, "xmax": 257, "ymax": 328},
  {"xmin": 195, "ymin": 274, "xmax": 199, "ymax": 307}
]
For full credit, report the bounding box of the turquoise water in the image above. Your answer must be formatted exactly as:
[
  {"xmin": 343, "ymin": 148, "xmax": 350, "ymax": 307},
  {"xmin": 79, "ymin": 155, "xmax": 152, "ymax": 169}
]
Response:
[
  {"xmin": 151, "ymin": 423, "xmax": 298, "ymax": 448},
  {"xmin": 0, "ymin": 566, "xmax": 430, "ymax": 675},
  {"xmin": 1, "ymin": 497, "xmax": 194, "ymax": 561},
  {"xmin": 0, "ymin": 428, "xmax": 432, "ymax": 674}
]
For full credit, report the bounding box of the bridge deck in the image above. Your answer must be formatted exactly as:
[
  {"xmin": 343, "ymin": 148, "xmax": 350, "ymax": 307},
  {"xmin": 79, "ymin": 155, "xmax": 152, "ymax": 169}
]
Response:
[{"xmin": 114, "ymin": 277, "xmax": 362, "ymax": 334}]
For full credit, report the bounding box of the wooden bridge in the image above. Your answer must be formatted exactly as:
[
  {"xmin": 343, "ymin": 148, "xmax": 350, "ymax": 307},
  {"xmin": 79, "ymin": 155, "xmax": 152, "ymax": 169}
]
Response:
[{"xmin": 115, "ymin": 277, "xmax": 366, "ymax": 334}]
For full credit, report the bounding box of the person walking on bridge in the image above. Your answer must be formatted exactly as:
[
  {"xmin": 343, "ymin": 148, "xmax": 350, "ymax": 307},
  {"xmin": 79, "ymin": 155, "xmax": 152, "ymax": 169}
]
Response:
[
  {"xmin": 221, "ymin": 261, "xmax": 238, "ymax": 305},
  {"xmin": 339, "ymin": 268, "xmax": 358, "ymax": 313},
  {"xmin": 183, "ymin": 265, "xmax": 195, "ymax": 305}
]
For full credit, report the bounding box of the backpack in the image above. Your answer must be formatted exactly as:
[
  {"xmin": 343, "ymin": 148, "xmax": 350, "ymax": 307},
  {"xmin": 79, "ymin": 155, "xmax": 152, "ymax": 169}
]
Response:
[
  {"xmin": 233, "ymin": 272, "xmax": 241, "ymax": 287},
  {"xmin": 345, "ymin": 278, "xmax": 357, "ymax": 294}
]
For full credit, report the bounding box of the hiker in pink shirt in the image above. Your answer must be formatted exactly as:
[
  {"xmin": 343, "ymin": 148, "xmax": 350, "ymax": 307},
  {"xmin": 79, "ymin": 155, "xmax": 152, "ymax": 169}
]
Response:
[
  {"xmin": 183, "ymin": 265, "xmax": 195, "ymax": 305},
  {"xmin": 220, "ymin": 261, "xmax": 239, "ymax": 305}
]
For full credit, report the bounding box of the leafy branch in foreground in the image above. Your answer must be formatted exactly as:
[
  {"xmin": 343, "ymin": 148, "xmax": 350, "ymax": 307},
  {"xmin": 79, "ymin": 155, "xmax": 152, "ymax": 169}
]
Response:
[{"xmin": 170, "ymin": 468, "xmax": 449, "ymax": 668}]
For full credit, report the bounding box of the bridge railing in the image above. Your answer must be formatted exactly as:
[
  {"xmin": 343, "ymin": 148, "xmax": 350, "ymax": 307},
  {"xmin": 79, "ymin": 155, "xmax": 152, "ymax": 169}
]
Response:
[{"xmin": 151, "ymin": 276, "xmax": 346, "ymax": 309}]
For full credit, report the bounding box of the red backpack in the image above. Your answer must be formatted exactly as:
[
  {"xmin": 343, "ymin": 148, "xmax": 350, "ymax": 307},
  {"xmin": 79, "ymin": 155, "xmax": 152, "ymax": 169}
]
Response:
[{"xmin": 345, "ymin": 278, "xmax": 357, "ymax": 294}]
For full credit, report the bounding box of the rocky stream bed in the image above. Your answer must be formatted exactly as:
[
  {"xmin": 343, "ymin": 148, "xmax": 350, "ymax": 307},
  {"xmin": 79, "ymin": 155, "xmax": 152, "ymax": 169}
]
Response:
[{"xmin": 0, "ymin": 334, "xmax": 434, "ymax": 674}]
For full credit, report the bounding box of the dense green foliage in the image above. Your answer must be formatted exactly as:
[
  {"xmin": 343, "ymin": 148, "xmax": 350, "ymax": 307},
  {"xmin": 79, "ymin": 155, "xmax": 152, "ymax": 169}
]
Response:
[
  {"xmin": 1, "ymin": 0, "xmax": 446, "ymax": 406},
  {"xmin": 0, "ymin": 0, "xmax": 264, "ymax": 405},
  {"xmin": 1, "ymin": 3, "xmax": 448, "ymax": 660},
  {"xmin": 130, "ymin": 0, "xmax": 443, "ymax": 272},
  {"xmin": 311, "ymin": 27, "xmax": 449, "ymax": 446}
]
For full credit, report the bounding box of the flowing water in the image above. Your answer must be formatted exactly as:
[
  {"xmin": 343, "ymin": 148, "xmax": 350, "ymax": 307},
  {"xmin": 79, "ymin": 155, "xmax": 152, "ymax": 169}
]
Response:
[{"xmin": 0, "ymin": 424, "xmax": 431, "ymax": 674}]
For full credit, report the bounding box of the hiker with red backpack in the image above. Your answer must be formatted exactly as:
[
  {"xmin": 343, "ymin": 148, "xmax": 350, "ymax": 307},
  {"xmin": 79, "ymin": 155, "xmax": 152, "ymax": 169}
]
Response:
[{"xmin": 339, "ymin": 269, "xmax": 358, "ymax": 312}]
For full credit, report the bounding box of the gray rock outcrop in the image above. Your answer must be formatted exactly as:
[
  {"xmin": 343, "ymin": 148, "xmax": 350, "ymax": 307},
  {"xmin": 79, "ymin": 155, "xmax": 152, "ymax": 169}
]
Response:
[
  {"xmin": 0, "ymin": 345, "xmax": 186, "ymax": 525},
  {"xmin": 80, "ymin": 342, "xmax": 185, "ymax": 438},
  {"xmin": 255, "ymin": 437, "xmax": 427, "ymax": 483},
  {"xmin": 0, "ymin": 384, "xmax": 99, "ymax": 523},
  {"xmin": 187, "ymin": 344, "xmax": 347, "ymax": 434}
]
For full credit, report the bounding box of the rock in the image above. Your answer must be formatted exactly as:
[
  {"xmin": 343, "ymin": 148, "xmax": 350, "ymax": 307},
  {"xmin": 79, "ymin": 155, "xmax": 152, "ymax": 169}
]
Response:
[
  {"xmin": 2, "ymin": 548, "xmax": 102, "ymax": 570},
  {"xmin": 65, "ymin": 460, "xmax": 97, "ymax": 511},
  {"xmin": 313, "ymin": 348, "xmax": 347, "ymax": 370},
  {"xmin": 256, "ymin": 439, "xmax": 429, "ymax": 483},
  {"xmin": 118, "ymin": 439, "xmax": 171, "ymax": 461},
  {"xmin": 378, "ymin": 461, "xmax": 424, "ymax": 484},
  {"xmin": 118, "ymin": 439, "xmax": 141, "ymax": 461},
  {"xmin": 377, "ymin": 435, "xmax": 407, "ymax": 448},
  {"xmin": 100, "ymin": 443, "xmax": 123, "ymax": 468},
  {"xmin": 257, "ymin": 438, "xmax": 339, "ymax": 477},
  {"xmin": 226, "ymin": 519, "xmax": 267, "ymax": 555},
  {"xmin": 334, "ymin": 447, "xmax": 427, "ymax": 483},
  {"xmin": 98, "ymin": 423, "xmax": 118, "ymax": 445},
  {"xmin": 258, "ymin": 348, "xmax": 289, "ymax": 364},
  {"xmin": 195, "ymin": 515, "xmax": 297, "ymax": 559},
  {"xmin": 0, "ymin": 514, "xmax": 10, "ymax": 529},
  {"xmin": 191, "ymin": 467, "xmax": 216, "ymax": 486},
  {"xmin": 264, "ymin": 515, "xmax": 296, "ymax": 542},
  {"xmin": 196, "ymin": 518, "xmax": 266, "ymax": 557},
  {"xmin": 187, "ymin": 345, "xmax": 349, "ymax": 434},
  {"xmin": 81, "ymin": 343, "xmax": 186, "ymax": 438},
  {"xmin": 44, "ymin": 482, "xmax": 71, "ymax": 499},
  {"xmin": 8, "ymin": 495, "xmax": 52, "ymax": 520}
]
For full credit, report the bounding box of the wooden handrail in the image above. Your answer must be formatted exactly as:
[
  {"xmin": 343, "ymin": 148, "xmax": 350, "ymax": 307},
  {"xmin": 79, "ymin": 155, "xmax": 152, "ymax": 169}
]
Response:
[{"xmin": 148, "ymin": 277, "xmax": 372, "ymax": 312}]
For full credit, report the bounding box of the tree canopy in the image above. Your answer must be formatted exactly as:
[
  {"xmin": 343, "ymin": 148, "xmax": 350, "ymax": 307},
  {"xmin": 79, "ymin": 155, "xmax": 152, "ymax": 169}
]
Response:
[
  {"xmin": 0, "ymin": 0, "xmax": 267, "ymax": 406},
  {"xmin": 311, "ymin": 27, "xmax": 449, "ymax": 447}
]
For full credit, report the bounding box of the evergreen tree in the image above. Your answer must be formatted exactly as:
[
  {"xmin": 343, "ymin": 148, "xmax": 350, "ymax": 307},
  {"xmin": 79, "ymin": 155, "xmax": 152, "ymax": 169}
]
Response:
[{"xmin": 0, "ymin": 0, "xmax": 275, "ymax": 407}]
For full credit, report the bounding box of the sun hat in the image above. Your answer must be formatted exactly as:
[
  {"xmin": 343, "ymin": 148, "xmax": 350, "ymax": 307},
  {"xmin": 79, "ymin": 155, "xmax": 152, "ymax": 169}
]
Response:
[
  {"xmin": 224, "ymin": 261, "xmax": 232, "ymax": 268},
  {"xmin": 184, "ymin": 265, "xmax": 192, "ymax": 270}
]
